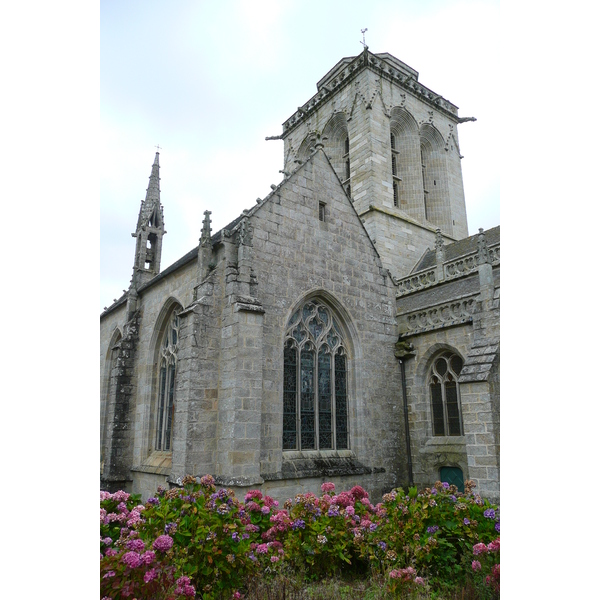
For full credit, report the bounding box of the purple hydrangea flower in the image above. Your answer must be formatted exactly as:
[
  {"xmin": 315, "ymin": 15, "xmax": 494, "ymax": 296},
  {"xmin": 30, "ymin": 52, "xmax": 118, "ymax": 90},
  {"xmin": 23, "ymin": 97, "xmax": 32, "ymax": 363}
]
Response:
[
  {"xmin": 483, "ymin": 508, "xmax": 496, "ymax": 519},
  {"xmin": 463, "ymin": 518, "xmax": 470, "ymax": 525},
  {"xmin": 152, "ymin": 535, "xmax": 174, "ymax": 552},
  {"xmin": 291, "ymin": 519, "xmax": 306, "ymax": 530},
  {"xmin": 126, "ymin": 538, "xmax": 146, "ymax": 552},
  {"xmin": 164, "ymin": 522, "xmax": 177, "ymax": 535},
  {"xmin": 495, "ymin": 521, "xmax": 500, "ymax": 532},
  {"xmin": 427, "ymin": 525, "xmax": 439, "ymax": 534},
  {"xmin": 121, "ymin": 551, "xmax": 143, "ymax": 568}
]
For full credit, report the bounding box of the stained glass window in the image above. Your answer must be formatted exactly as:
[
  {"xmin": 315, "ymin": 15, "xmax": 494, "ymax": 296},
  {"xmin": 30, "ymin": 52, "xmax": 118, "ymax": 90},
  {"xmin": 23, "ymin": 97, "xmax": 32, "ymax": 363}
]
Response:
[
  {"xmin": 428, "ymin": 352, "xmax": 464, "ymax": 436},
  {"xmin": 155, "ymin": 310, "xmax": 179, "ymax": 450},
  {"xmin": 283, "ymin": 300, "xmax": 349, "ymax": 451}
]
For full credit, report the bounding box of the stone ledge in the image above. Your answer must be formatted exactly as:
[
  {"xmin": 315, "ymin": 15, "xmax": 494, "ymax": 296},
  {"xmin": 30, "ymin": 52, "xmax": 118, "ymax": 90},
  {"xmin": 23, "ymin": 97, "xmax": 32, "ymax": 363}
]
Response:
[
  {"xmin": 131, "ymin": 451, "xmax": 173, "ymax": 476},
  {"xmin": 263, "ymin": 454, "xmax": 382, "ymax": 481}
]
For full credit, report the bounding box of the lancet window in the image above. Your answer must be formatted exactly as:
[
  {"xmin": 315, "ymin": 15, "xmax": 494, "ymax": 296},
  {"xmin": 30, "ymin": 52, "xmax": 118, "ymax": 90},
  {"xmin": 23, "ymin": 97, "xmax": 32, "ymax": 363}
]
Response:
[
  {"xmin": 343, "ymin": 136, "xmax": 351, "ymax": 197},
  {"xmin": 428, "ymin": 352, "xmax": 464, "ymax": 436},
  {"xmin": 155, "ymin": 310, "xmax": 180, "ymax": 451},
  {"xmin": 391, "ymin": 133, "xmax": 400, "ymax": 207},
  {"xmin": 283, "ymin": 300, "xmax": 349, "ymax": 451}
]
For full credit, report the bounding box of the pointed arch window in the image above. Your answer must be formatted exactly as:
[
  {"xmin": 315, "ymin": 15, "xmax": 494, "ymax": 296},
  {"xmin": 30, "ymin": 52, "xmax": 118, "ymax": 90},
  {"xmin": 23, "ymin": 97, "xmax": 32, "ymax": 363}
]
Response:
[
  {"xmin": 420, "ymin": 144, "xmax": 429, "ymax": 219},
  {"xmin": 155, "ymin": 310, "xmax": 180, "ymax": 451},
  {"xmin": 343, "ymin": 136, "xmax": 351, "ymax": 198},
  {"xmin": 391, "ymin": 132, "xmax": 401, "ymax": 207},
  {"xmin": 429, "ymin": 352, "xmax": 464, "ymax": 436},
  {"xmin": 283, "ymin": 300, "xmax": 349, "ymax": 451}
]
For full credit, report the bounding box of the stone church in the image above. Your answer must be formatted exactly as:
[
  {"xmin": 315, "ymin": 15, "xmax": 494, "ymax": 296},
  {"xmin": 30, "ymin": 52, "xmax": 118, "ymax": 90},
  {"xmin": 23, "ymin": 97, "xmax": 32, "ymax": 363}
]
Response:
[{"xmin": 100, "ymin": 48, "xmax": 500, "ymax": 505}]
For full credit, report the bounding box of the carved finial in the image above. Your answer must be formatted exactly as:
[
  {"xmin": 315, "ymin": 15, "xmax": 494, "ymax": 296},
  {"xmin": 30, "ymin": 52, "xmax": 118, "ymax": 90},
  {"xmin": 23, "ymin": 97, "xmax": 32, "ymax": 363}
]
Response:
[
  {"xmin": 477, "ymin": 228, "xmax": 491, "ymax": 265},
  {"xmin": 308, "ymin": 131, "xmax": 326, "ymax": 153},
  {"xmin": 435, "ymin": 228, "xmax": 445, "ymax": 254},
  {"xmin": 200, "ymin": 210, "xmax": 212, "ymax": 247},
  {"xmin": 237, "ymin": 212, "xmax": 252, "ymax": 247}
]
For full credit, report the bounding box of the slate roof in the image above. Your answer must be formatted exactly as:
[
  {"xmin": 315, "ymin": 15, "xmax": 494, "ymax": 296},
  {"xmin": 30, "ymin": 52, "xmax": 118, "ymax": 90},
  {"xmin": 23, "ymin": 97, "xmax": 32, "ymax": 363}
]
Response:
[{"xmin": 410, "ymin": 225, "xmax": 500, "ymax": 274}]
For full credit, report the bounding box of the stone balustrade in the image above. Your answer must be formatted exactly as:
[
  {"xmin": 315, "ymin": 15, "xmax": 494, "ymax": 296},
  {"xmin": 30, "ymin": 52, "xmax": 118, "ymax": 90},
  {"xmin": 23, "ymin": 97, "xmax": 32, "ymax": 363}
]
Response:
[{"xmin": 395, "ymin": 242, "xmax": 499, "ymax": 297}]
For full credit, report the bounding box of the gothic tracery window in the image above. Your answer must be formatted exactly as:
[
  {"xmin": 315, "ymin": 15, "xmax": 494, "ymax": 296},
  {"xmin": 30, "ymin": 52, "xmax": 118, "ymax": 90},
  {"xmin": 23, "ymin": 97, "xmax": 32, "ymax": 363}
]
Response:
[
  {"xmin": 429, "ymin": 352, "xmax": 464, "ymax": 436},
  {"xmin": 155, "ymin": 310, "xmax": 179, "ymax": 451},
  {"xmin": 283, "ymin": 300, "xmax": 349, "ymax": 451}
]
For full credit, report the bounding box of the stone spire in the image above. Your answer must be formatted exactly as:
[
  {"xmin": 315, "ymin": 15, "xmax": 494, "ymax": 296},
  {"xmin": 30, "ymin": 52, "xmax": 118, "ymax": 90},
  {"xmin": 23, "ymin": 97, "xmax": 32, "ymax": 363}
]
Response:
[
  {"xmin": 131, "ymin": 152, "xmax": 166, "ymax": 288},
  {"xmin": 136, "ymin": 152, "xmax": 163, "ymax": 231}
]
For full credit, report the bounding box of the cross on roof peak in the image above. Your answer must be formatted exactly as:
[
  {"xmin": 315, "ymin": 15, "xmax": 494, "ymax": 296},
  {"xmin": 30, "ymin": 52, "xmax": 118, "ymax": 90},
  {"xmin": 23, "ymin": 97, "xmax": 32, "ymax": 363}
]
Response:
[{"xmin": 360, "ymin": 28, "xmax": 368, "ymax": 50}]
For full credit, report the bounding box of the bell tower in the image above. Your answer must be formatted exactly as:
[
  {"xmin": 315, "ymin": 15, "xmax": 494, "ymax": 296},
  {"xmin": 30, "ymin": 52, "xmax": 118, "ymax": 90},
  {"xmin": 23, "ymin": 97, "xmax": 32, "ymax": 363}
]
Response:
[
  {"xmin": 131, "ymin": 152, "xmax": 165, "ymax": 288},
  {"xmin": 278, "ymin": 48, "xmax": 472, "ymax": 279}
]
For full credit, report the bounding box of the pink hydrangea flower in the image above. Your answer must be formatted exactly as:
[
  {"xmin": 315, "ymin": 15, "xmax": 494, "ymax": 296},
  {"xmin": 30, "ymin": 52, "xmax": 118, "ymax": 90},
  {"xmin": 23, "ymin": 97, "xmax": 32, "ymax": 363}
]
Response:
[
  {"xmin": 472, "ymin": 560, "xmax": 482, "ymax": 571},
  {"xmin": 112, "ymin": 490, "xmax": 130, "ymax": 503},
  {"xmin": 121, "ymin": 551, "xmax": 143, "ymax": 568},
  {"xmin": 473, "ymin": 542, "xmax": 488, "ymax": 556},
  {"xmin": 245, "ymin": 490, "xmax": 263, "ymax": 502},
  {"xmin": 144, "ymin": 568, "xmax": 158, "ymax": 583},
  {"xmin": 350, "ymin": 485, "xmax": 368, "ymax": 500},
  {"xmin": 152, "ymin": 534, "xmax": 174, "ymax": 552},
  {"xmin": 321, "ymin": 482, "xmax": 336, "ymax": 493},
  {"xmin": 175, "ymin": 576, "xmax": 196, "ymax": 597},
  {"xmin": 125, "ymin": 539, "xmax": 145, "ymax": 552},
  {"xmin": 263, "ymin": 495, "xmax": 278, "ymax": 508}
]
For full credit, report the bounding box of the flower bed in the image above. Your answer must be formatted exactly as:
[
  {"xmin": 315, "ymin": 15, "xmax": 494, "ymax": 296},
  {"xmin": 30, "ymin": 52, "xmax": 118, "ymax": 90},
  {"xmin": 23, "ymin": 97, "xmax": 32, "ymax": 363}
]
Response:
[{"xmin": 100, "ymin": 477, "xmax": 499, "ymax": 599}]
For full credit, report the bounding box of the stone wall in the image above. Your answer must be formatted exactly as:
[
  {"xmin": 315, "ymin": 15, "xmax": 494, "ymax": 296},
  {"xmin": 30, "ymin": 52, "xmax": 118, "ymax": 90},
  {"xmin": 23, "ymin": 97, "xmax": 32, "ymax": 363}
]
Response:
[
  {"xmin": 246, "ymin": 149, "xmax": 408, "ymax": 501},
  {"xmin": 395, "ymin": 264, "xmax": 500, "ymax": 500}
]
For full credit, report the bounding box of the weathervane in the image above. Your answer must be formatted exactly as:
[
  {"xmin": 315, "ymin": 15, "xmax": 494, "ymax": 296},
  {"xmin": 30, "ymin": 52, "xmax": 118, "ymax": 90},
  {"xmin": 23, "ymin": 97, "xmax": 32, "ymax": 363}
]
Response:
[
  {"xmin": 155, "ymin": 144, "xmax": 162, "ymax": 151},
  {"xmin": 360, "ymin": 28, "xmax": 368, "ymax": 49}
]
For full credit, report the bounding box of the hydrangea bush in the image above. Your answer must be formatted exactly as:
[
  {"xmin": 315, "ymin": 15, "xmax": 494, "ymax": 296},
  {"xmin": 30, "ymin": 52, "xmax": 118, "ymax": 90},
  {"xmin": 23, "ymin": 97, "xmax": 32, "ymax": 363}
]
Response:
[
  {"xmin": 370, "ymin": 480, "xmax": 500, "ymax": 590},
  {"xmin": 467, "ymin": 537, "xmax": 500, "ymax": 599},
  {"xmin": 100, "ymin": 477, "xmax": 499, "ymax": 598}
]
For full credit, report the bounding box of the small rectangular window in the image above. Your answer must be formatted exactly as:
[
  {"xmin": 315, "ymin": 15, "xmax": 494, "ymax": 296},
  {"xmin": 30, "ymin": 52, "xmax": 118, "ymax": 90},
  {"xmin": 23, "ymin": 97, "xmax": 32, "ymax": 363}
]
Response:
[{"xmin": 319, "ymin": 202, "xmax": 326, "ymax": 222}]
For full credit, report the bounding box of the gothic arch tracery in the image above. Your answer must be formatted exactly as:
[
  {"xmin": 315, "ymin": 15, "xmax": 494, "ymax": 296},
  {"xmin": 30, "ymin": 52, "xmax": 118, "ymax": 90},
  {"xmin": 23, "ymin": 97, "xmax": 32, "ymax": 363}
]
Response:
[{"xmin": 282, "ymin": 298, "xmax": 350, "ymax": 451}]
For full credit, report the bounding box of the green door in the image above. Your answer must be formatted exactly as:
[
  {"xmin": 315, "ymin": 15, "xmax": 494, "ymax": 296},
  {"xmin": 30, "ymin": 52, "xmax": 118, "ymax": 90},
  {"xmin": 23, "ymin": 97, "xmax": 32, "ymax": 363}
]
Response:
[{"xmin": 440, "ymin": 466, "xmax": 464, "ymax": 493}]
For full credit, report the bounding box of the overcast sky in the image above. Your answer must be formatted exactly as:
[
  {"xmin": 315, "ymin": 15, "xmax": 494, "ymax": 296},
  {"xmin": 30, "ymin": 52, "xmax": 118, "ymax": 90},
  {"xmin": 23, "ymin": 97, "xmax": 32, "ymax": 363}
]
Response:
[{"xmin": 100, "ymin": 0, "xmax": 501, "ymax": 312}]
